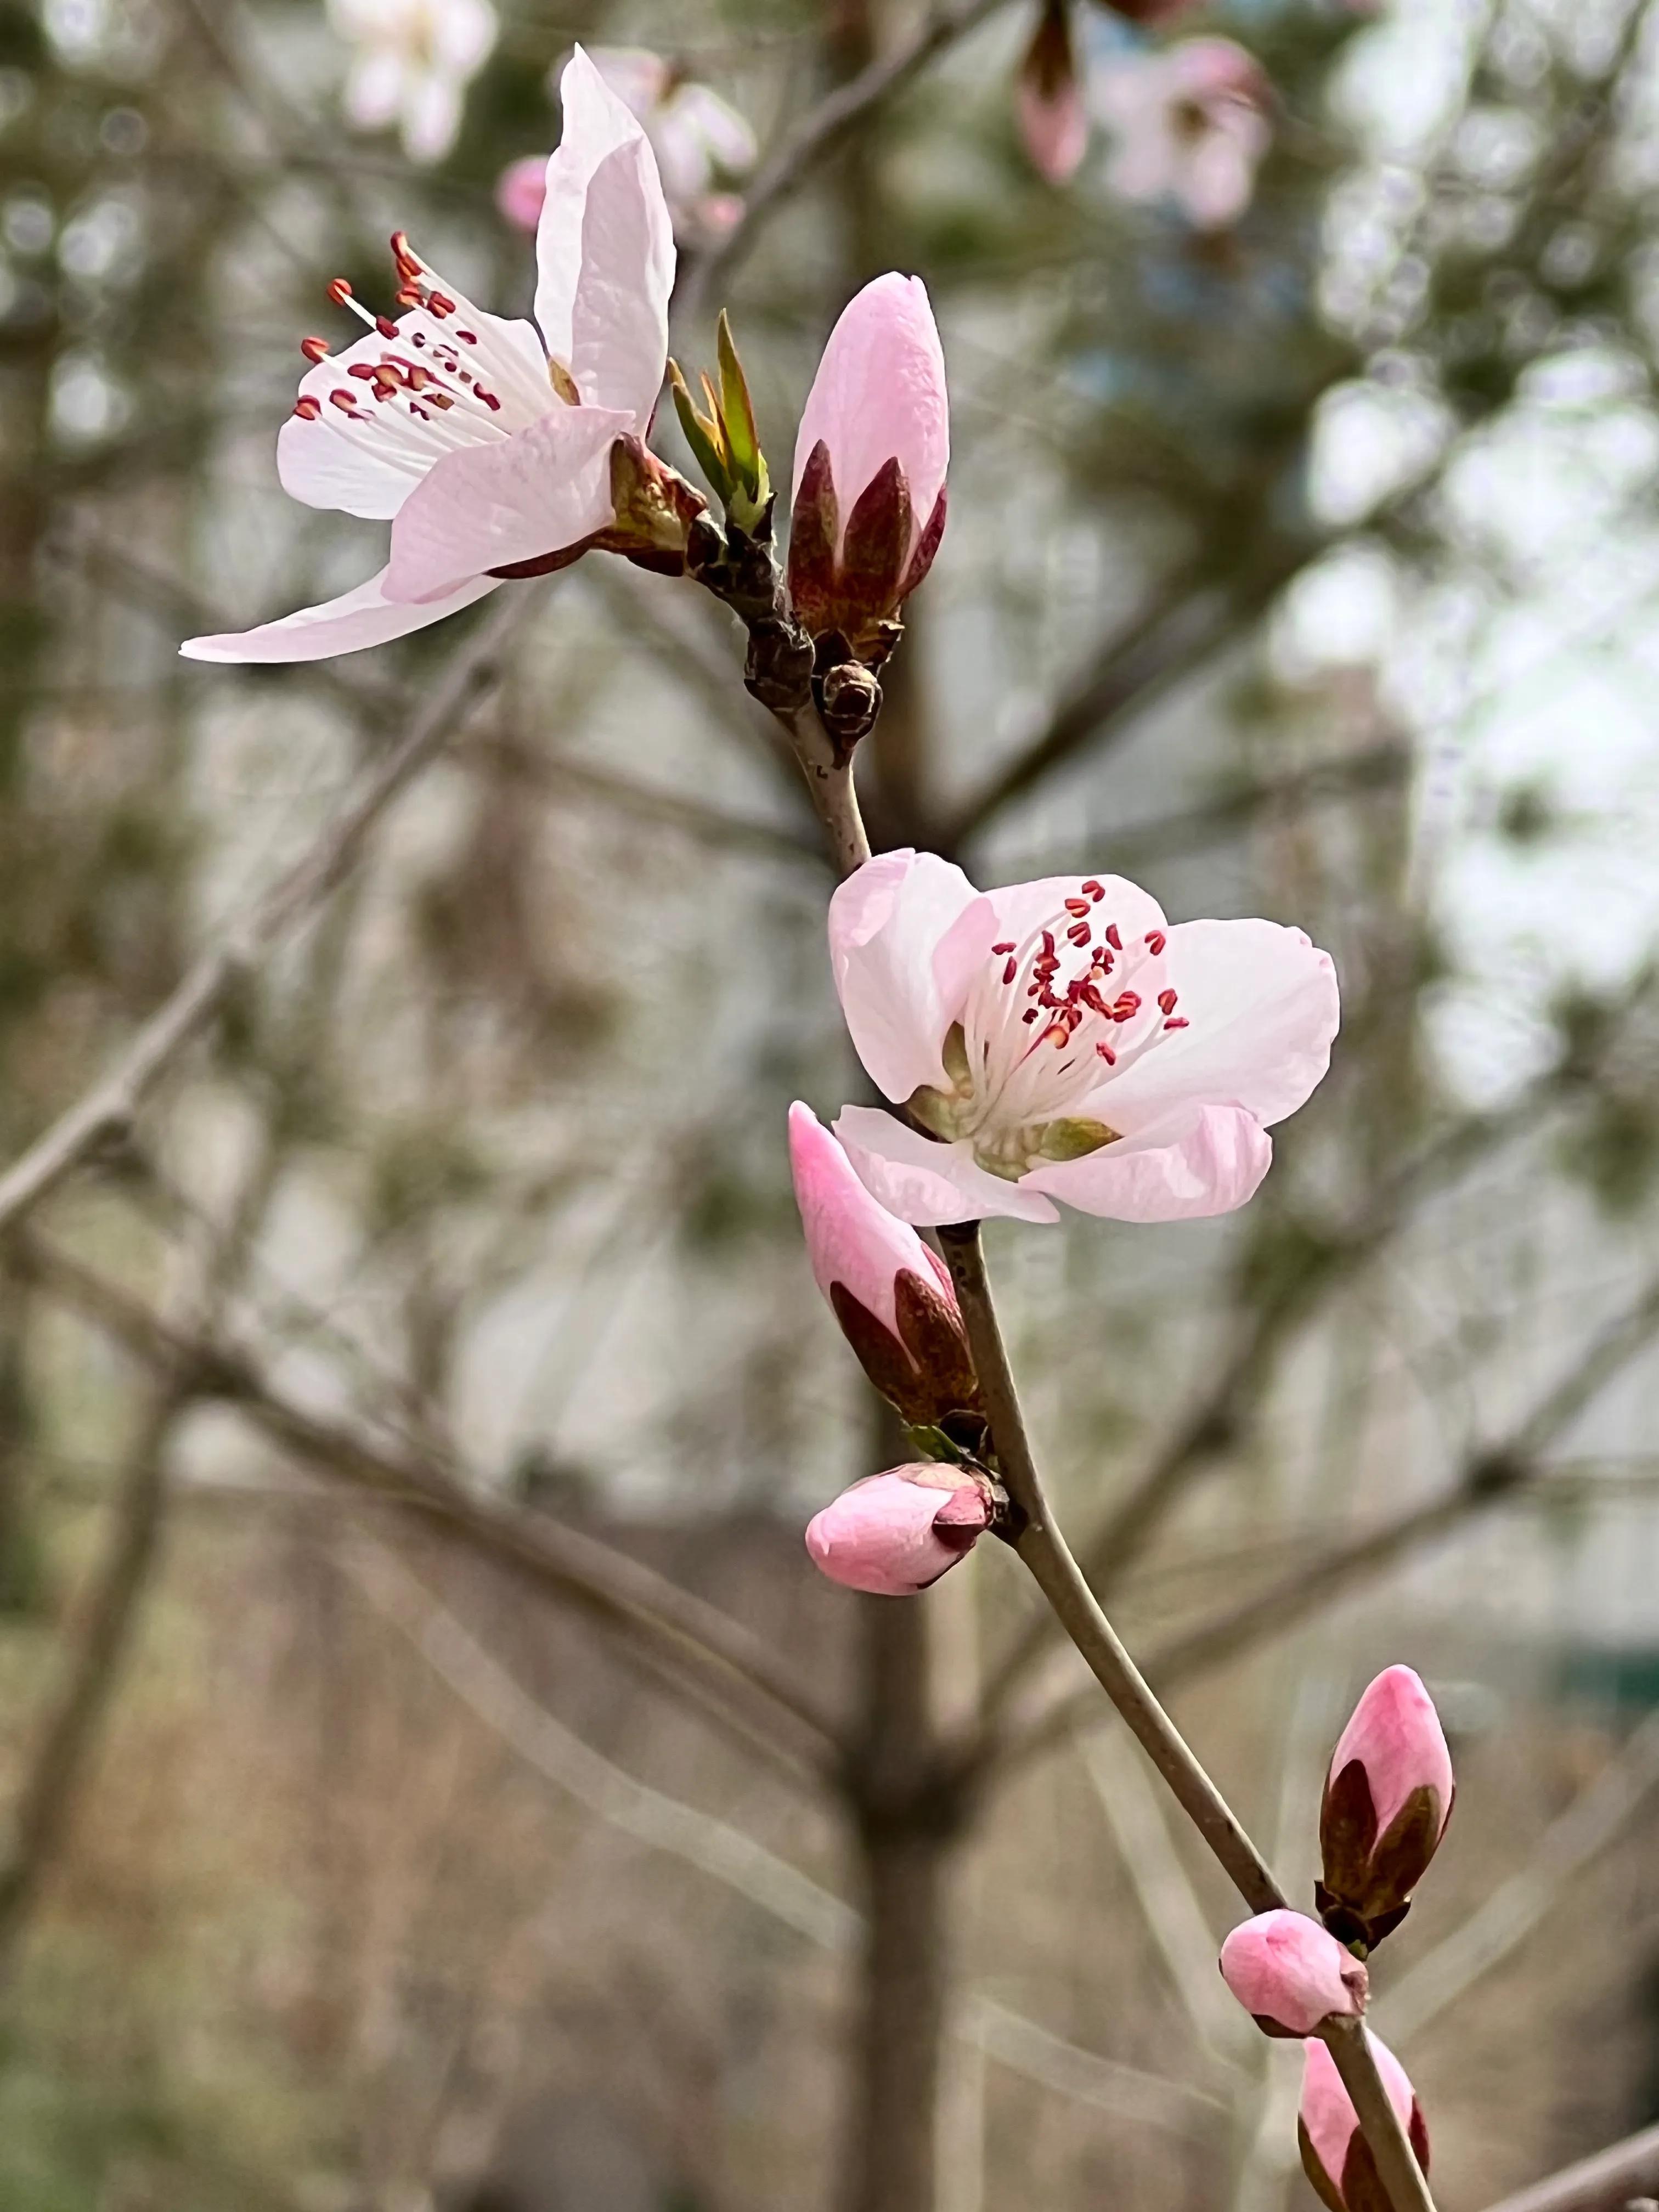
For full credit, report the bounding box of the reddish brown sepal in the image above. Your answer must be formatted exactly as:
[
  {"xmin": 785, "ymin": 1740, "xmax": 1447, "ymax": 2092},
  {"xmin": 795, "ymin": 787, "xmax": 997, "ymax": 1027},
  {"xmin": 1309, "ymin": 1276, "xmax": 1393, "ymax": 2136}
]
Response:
[
  {"xmin": 787, "ymin": 439, "xmax": 840, "ymax": 637},
  {"xmin": 1318, "ymin": 1762, "xmax": 1450, "ymax": 1952},
  {"xmin": 827, "ymin": 1266, "xmax": 982, "ymax": 1430},
  {"xmin": 901, "ymin": 485, "xmax": 948, "ymax": 600},
  {"xmin": 838, "ymin": 456, "xmax": 913, "ymax": 635}
]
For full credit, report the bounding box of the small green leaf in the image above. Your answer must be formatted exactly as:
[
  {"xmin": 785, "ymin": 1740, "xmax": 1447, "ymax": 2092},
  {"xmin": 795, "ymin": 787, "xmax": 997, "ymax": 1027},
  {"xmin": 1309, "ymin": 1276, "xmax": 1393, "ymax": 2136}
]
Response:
[
  {"xmin": 717, "ymin": 308, "xmax": 764, "ymax": 494},
  {"xmin": 669, "ymin": 360, "xmax": 732, "ymax": 501}
]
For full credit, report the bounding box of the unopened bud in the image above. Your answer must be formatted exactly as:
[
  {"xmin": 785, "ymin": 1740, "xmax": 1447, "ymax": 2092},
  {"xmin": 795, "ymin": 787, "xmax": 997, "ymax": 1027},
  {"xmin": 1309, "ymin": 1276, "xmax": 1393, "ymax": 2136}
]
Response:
[
  {"xmin": 1219, "ymin": 1911, "xmax": 1368, "ymax": 2039},
  {"xmin": 1317, "ymin": 1666, "xmax": 1454, "ymax": 1951},
  {"xmin": 817, "ymin": 661, "xmax": 883, "ymax": 751},
  {"xmin": 806, "ymin": 1464, "xmax": 995, "ymax": 1596},
  {"xmin": 1017, "ymin": 0, "xmax": 1087, "ymax": 183},
  {"xmin": 1299, "ymin": 2034, "xmax": 1429, "ymax": 2212},
  {"xmin": 788, "ymin": 1102, "xmax": 980, "ymax": 1430}
]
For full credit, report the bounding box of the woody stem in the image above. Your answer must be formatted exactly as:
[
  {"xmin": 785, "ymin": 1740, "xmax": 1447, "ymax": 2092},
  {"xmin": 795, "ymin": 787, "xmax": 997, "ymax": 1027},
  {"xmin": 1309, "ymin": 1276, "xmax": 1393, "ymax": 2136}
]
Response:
[
  {"xmin": 775, "ymin": 703, "xmax": 871, "ymax": 872},
  {"xmin": 935, "ymin": 1217, "xmax": 1438, "ymax": 2212}
]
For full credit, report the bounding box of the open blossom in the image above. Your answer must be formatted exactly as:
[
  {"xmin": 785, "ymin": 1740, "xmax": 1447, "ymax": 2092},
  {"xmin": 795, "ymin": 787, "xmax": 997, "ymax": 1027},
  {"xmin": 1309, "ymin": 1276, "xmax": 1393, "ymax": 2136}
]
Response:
[
  {"xmin": 182, "ymin": 49, "xmax": 684, "ymax": 665},
  {"xmin": 1219, "ymin": 1912, "xmax": 1368, "ymax": 2038},
  {"xmin": 806, "ymin": 1465, "xmax": 993, "ymax": 1596},
  {"xmin": 826, "ymin": 850, "xmax": 1339, "ymax": 1228},
  {"xmin": 328, "ymin": 0, "xmax": 498, "ymax": 166},
  {"xmin": 1094, "ymin": 38, "xmax": 1273, "ymax": 231},
  {"xmin": 788, "ymin": 275, "xmax": 949, "ymax": 662},
  {"xmin": 1017, "ymin": 0, "xmax": 1088, "ymax": 184},
  {"xmin": 1300, "ymin": 2035, "xmax": 1430, "ymax": 2212},
  {"xmin": 1318, "ymin": 1666, "xmax": 1455, "ymax": 1950},
  {"xmin": 789, "ymin": 1103, "xmax": 980, "ymax": 1429}
]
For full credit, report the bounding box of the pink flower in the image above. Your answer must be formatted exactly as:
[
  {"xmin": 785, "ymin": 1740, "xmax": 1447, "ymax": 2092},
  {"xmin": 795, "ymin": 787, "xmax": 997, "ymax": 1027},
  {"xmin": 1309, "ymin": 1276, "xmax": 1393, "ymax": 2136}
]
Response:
[
  {"xmin": 1300, "ymin": 2035, "xmax": 1430, "ymax": 2212},
  {"xmin": 1318, "ymin": 1667, "xmax": 1454, "ymax": 1950},
  {"xmin": 181, "ymin": 49, "xmax": 680, "ymax": 665},
  {"xmin": 787, "ymin": 275, "xmax": 950, "ymax": 658},
  {"xmin": 1017, "ymin": 1, "xmax": 1088, "ymax": 184},
  {"xmin": 495, "ymin": 152, "xmax": 549, "ymax": 232},
  {"xmin": 789, "ymin": 1103, "xmax": 980, "ymax": 1429},
  {"xmin": 825, "ymin": 850, "xmax": 1339, "ymax": 1227},
  {"xmin": 1219, "ymin": 1911, "xmax": 1368, "ymax": 2038},
  {"xmin": 1094, "ymin": 38, "xmax": 1273, "ymax": 232},
  {"xmin": 584, "ymin": 48, "xmax": 757, "ymax": 244},
  {"xmin": 328, "ymin": 0, "xmax": 499, "ymax": 166},
  {"xmin": 805, "ymin": 1465, "xmax": 992, "ymax": 1596}
]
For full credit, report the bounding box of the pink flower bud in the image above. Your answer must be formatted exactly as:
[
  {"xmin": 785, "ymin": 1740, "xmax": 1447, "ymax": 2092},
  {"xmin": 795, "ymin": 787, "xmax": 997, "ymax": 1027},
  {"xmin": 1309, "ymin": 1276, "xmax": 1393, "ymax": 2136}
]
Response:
[
  {"xmin": 1219, "ymin": 1911, "xmax": 1368, "ymax": 2038},
  {"xmin": 1017, "ymin": 0, "xmax": 1088, "ymax": 184},
  {"xmin": 789, "ymin": 1103, "xmax": 980, "ymax": 1429},
  {"xmin": 787, "ymin": 274, "xmax": 949, "ymax": 658},
  {"xmin": 495, "ymin": 153, "xmax": 548, "ymax": 233},
  {"xmin": 805, "ymin": 1465, "xmax": 992, "ymax": 1596},
  {"xmin": 1318, "ymin": 1666, "xmax": 1454, "ymax": 1951},
  {"xmin": 1299, "ymin": 2034, "xmax": 1430, "ymax": 2212}
]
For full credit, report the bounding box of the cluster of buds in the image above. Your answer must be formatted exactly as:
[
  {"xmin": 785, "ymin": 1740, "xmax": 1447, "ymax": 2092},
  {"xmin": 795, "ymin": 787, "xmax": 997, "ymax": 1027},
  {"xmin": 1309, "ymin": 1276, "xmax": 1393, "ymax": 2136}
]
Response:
[
  {"xmin": 1215, "ymin": 1667, "xmax": 1452, "ymax": 2209},
  {"xmin": 789, "ymin": 1103, "xmax": 999, "ymax": 1597}
]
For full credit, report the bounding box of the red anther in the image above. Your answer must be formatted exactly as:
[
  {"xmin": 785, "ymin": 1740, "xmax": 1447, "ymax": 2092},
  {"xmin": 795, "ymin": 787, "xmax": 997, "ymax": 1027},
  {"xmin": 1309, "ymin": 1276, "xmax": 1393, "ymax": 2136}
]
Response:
[
  {"xmin": 397, "ymin": 286, "xmax": 425, "ymax": 309},
  {"xmin": 1045, "ymin": 1024, "xmax": 1070, "ymax": 1048},
  {"xmin": 1066, "ymin": 922, "xmax": 1091, "ymax": 946},
  {"xmin": 1022, "ymin": 1008, "xmax": 1041, "ymax": 1025},
  {"xmin": 391, "ymin": 230, "xmax": 422, "ymax": 280},
  {"xmin": 457, "ymin": 329, "xmax": 478, "ymax": 344},
  {"xmin": 1158, "ymin": 989, "xmax": 1178, "ymax": 1015},
  {"xmin": 1064, "ymin": 897, "xmax": 1090, "ymax": 918},
  {"xmin": 477, "ymin": 388, "xmax": 502, "ymax": 411},
  {"xmin": 427, "ymin": 390, "xmax": 455, "ymax": 409},
  {"xmin": 1040, "ymin": 930, "xmax": 1057, "ymax": 955},
  {"xmin": 428, "ymin": 290, "xmax": 456, "ymax": 316},
  {"xmin": 1163, "ymin": 1017, "xmax": 1189, "ymax": 1031},
  {"xmin": 1082, "ymin": 879, "xmax": 1104, "ymax": 899},
  {"xmin": 991, "ymin": 941, "xmax": 1015, "ymax": 956},
  {"xmin": 1002, "ymin": 957, "xmax": 1017, "ymax": 985},
  {"xmin": 410, "ymin": 403, "xmax": 430, "ymax": 420},
  {"xmin": 1116, "ymin": 991, "xmax": 1141, "ymax": 1013},
  {"xmin": 292, "ymin": 394, "xmax": 322, "ymax": 420},
  {"xmin": 348, "ymin": 362, "xmax": 376, "ymax": 380},
  {"xmin": 1096, "ymin": 1042, "xmax": 1116, "ymax": 1064},
  {"xmin": 1105, "ymin": 924, "xmax": 1122, "ymax": 951},
  {"xmin": 375, "ymin": 315, "xmax": 399, "ymax": 338},
  {"xmin": 326, "ymin": 276, "xmax": 354, "ymax": 307},
  {"xmin": 1080, "ymin": 984, "xmax": 1110, "ymax": 1017},
  {"xmin": 300, "ymin": 335, "xmax": 331, "ymax": 364},
  {"xmin": 1145, "ymin": 930, "xmax": 1166, "ymax": 956}
]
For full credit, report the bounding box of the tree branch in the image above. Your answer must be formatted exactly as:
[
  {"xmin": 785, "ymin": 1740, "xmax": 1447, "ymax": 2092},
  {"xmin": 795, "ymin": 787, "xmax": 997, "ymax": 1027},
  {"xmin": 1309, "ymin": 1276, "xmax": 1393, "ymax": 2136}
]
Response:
[
  {"xmin": 8, "ymin": 1228, "xmax": 848, "ymax": 1794},
  {"xmin": 0, "ymin": 591, "xmax": 531, "ymax": 1238},
  {"xmin": 1474, "ymin": 2125, "xmax": 1659, "ymax": 2212}
]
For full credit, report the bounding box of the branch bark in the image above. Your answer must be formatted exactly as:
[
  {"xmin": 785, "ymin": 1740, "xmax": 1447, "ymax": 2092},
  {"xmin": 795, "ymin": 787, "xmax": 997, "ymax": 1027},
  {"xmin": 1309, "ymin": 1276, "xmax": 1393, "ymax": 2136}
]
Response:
[{"xmin": 1474, "ymin": 2125, "xmax": 1659, "ymax": 2212}]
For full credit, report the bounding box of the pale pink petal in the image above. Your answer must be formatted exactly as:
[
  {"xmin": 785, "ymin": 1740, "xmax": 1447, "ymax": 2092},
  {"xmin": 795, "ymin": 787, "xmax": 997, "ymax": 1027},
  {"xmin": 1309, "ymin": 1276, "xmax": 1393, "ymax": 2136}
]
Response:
[
  {"xmin": 1182, "ymin": 136, "xmax": 1259, "ymax": 230},
  {"xmin": 833, "ymin": 1105, "xmax": 1060, "ymax": 1227},
  {"xmin": 402, "ymin": 67, "xmax": 465, "ymax": 165},
  {"xmin": 791, "ymin": 274, "xmax": 949, "ymax": 558},
  {"xmin": 1090, "ymin": 919, "xmax": 1340, "ymax": 1135},
  {"xmin": 383, "ymin": 403, "xmax": 632, "ymax": 603},
  {"xmin": 1220, "ymin": 1911, "xmax": 1368, "ymax": 2035},
  {"xmin": 1329, "ymin": 1667, "xmax": 1454, "ymax": 1842},
  {"xmin": 179, "ymin": 565, "xmax": 500, "ymax": 664},
  {"xmin": 827, "ymin": 849, "xmax": 982, "ymax": 1102},
  {"xmin": 341, "ymin": 46, "xmax": 405, "ymax": 133},
  {"xmin": 806, "ymin": 1467, "xmax": 986, "ymax": 1597},
  {"xmin": 1300, "ymin": 2033, "xmax": 1421, "ymax": 2197},
  {"xmin": 1019, "ymin": 1103, "xmax": 1271, "ymax": 1221},
  {"xmin": 584, "ymin": 47, "xmax": 669, "ymax": 121},
  {"xmin": 536, "ymin": 47, "xmax": 674, "ymax": 422},
  {"xmin": 572, "ymin": 138, "xmax": 675, "ymax": 426},
  {"xmin": 984, "ymin": 872, "xmax": 1167, "ymax": 954},
  {"xmin": 496, "ymin": 153, "xmax": 549, "ymax": 232},
  {"xmin": 670, "ymin": 83, "xmax": 758, "ymax": 175},
  {"xmin": 788, "ymin": 1102, "xmax": 949, "ymax": 1337},
  {"xmin": 432, "ymin": 0, "xmax": 498, "ymax": 74}
]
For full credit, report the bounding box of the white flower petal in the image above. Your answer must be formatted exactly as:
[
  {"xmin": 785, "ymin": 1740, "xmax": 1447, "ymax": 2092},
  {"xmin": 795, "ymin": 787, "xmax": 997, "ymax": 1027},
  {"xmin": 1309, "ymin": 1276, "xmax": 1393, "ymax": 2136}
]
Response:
[
  {"xmin": 1020, "ymin": 1103, "xmax": 1271, "ymax": 1221},
  {"xmin": 179, "ymin": 565, "xmax": 500, "ymax": 664},
  {"xmin": 828, "ymin": 850, "xmax": 985, "ymax": 1103},
  {"xmin": 382, "ymin": 402, "xmax": 631, "ymax": 602},
  {"xmin": 834, "ymin": 1105, "xmax": 1060, "ymax": 1227}
]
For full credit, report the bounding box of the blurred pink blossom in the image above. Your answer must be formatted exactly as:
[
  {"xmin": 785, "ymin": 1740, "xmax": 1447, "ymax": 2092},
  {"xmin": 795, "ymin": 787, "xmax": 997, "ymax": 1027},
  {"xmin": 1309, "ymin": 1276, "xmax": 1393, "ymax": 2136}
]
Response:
[
  {"xmin": 1017, "ymin": 0, "xmax": 1088, "ymax": 184},
  {"xmin": 825, "ymin": 850, "xmax": 1339, "ymax": 1227},
  {"xmin": 583, "ymin": 47, "xmax": 758, "ymax": 243},
  {"xmin": 1300, "ymin": 2034, "xmax": 1430, "ymax": 2210},
  {"xmin": 327, "ymin": 0, "xmax": 499, "ymax": 166},
  {"xmin": 182, "ymin": 50, "xmax": 675, "ymax": 665},
  {"xmin": 1219, "ymin": 1911, "xmax": 1368, "ymax": 2036},
  {"xmin": 805, "ymin": 1466, "xmax": 992, "ymax": 1596},
  {"xmin": 1094, "ymin": 37, "xmax": 1273, "ymax": 230},
  {"xmin": 494, "ymin": 152, "xmax": 549, "ymax": 232}
]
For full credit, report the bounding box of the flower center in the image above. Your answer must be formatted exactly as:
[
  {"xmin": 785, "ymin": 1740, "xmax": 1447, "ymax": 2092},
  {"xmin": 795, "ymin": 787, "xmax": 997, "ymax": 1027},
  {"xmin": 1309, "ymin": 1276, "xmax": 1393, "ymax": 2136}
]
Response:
[
  {"xmin": 907, "ymin": 879, "xmax": 1191, "ymax": 1183},
  {"xmin": 290, "ymin": 234, "xmax": 556, "ymax": 485}
]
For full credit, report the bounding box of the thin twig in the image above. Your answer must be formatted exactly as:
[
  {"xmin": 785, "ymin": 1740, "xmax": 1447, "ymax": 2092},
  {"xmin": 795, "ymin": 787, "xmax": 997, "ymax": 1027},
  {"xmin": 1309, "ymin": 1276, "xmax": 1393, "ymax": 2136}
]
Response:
[
  {"xmin": 1474, "ymin": 2123, "xmax": 1659, "ymax": 2212},
  {"xmin": 935, "ymin": 1218, "xmax": 1437, "ymax": 2212},
  {"xmin": 0, "ymin": 592, "xmax": 530, "ymax": 1238},
  {"xmin": 9, "ymin": 1228, "xmax": 847, "ymax": 1793}
]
